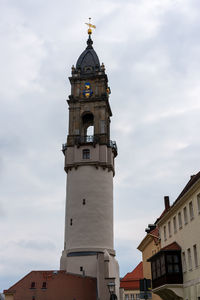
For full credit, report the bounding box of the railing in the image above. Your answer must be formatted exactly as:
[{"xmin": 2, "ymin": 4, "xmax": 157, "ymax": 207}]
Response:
[
  {"xmin": 109, "ymin": 140, "xmax": 118, "ymax": 153},
  {"xmin": 75, "ymin": 135, "xmax": 98, "ymax": 144},
  {"xmin": 62, "ymin": 135, "xmax": 117, "ymax": 155}
]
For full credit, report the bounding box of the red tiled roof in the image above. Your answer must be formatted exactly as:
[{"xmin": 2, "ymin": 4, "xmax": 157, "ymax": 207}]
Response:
[
  {"xmin": 147, "ymin": 242, "xmax": 181, "ymax": 262},
  {"xmin": 150, "ymin": 227, "xmax": 159, "ymax": 237},
  {"xmin": 175, "ymin": 171, "xmax": 200, "ymax": 203},
  {"xmin": 157, "ymin": 171, "xmax": 200, "ymax": 225},
  {"xmin": 155, "ymin": 207, "xmax": 170, "ymax": 224},
  {"xmin": 161, "ymin": 241, "xmax": 181, "ymax": 251},
  {"xmin": 149, "ymin": 227, "xmax": 160, "ymax": 245},
  {"xmin": 120, "ymin": 262, "xmax": 143, "ymax": 290}
]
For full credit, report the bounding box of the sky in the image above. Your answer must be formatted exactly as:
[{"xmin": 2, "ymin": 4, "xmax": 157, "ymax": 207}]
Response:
[{"xmin": 1, "ymin": 0, "xmax": 200, "ymax": 292}]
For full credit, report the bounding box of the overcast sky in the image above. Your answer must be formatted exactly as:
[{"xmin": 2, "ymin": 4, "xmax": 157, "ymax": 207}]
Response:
[{"xmin": 1, "ymin": 0, "xmax": 200, "ymax": 292}]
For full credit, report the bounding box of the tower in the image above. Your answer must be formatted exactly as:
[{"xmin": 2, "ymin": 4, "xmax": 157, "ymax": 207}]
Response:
[{"xmin": 60, "ymin": 24, "xmax": 119, "ymax": 299}]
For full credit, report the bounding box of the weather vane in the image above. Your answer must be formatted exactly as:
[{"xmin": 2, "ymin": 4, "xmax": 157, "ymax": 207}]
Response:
[{"xmin": 85, "ymin": 17, "xmax": 96, "ymax": 35}]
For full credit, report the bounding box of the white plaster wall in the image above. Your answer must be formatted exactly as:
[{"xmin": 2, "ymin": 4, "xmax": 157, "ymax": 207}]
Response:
[
  {"xmin": 65, "ymin": 165, "xmax": 114, "ymax": 251},
  {"xmin": 159, "ymin": 183, "xmax": 200, "ymax": 299},
  {"xmin": 66, "ymin": 255, "xmax": 98, "ymax": 277}
]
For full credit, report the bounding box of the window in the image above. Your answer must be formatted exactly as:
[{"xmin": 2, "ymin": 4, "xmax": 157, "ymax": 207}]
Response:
[
  {"xmin": 86, "ymin": 125, "xmax": 94, "ymax": 136},
  {"xmin": 182, "ymin": 252, "xmax": 187, "ymax": 272},
  {"xmin": 168, "ymin": 221, "xmax": 172, "ymax": 237},
  {"xmin": 152, "ymin": 261, "xmax": 156, "ymax": 280},
  {"xmin": 30, "ymin": 282, "xmax": 35, "ymax": 289},
  {"xmin": 187, "ymin": 248, "xmax": 192, "ymax": 270},
  {"xmin": 161, "ymin": 255, "xmax": 166, "ymax": 275},
  {"xmin": 136, "ymin": 294, "xmax": 140, "ymax": 299},
  {"xmin": 70, "ymin": 219, "xmax": 73, "ymax": 226},
  {"xmin": 166, "ymin": 254, "xmax": 180, "ymax": 273},
  {"xmin": 197, "ymin": 194, "xmax": 200, "ymax": 214},
  {"xmin": 82, "ymin": 199, "xmax": 86, "ymax": 205},
  {"xmin": 193, "ymin": 245, "xmax": 198, "ymax": 268},
  {"xmin": 178, "ymin": 212, "xmax": 182, "ymax": 229},
  {"xmin": 156, "ymin": 258, "xmax": 161, "ymax": 277},
  {"xmin": 189, "ymin": 201, "xmax": 194, "ymax": 220},
  {"xmin": 130, "ymin": 294, "xmax": 134, "ymax": 300},
  {"xmin": 42, "ymin": 282, "xmax": 46, "ymax": 289},
  {"xmin": 183, "ymin": 207, "xmax": 188, "ymax": 225},
  {"xmin": 173, "ymin": 216, "xmax": 177, "ymax": 233},
  {"xmin": 82, "ymin": 149, "xmax": 90, "ymax": 159},
  {"xmin": 164, "ymin": 226, "xmax": 167, "ymax": 241},
  {"xmin": 125, "ymin": 295, "xmax": 129, "ymax": 300}
]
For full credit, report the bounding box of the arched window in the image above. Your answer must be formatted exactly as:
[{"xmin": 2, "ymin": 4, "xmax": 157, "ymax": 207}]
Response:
[
  {"xmin": 82, "ymin": 113, "xmax": 94, "ymax": 138},
  {"xmin": 82, "ymin": 149, "xmax": 90, "ymax": 159},
  {"xmin": 87, "ymin": 125, "xmax": 94, "ymax": 136}
]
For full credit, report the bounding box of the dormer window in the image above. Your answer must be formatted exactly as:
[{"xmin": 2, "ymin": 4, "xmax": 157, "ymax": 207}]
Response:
[{"xmin": 83, "ymin": 149, "xmax": 90, "ymax": 159}]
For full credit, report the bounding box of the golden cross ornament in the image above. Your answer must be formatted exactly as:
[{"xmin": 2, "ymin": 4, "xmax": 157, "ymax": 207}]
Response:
[{"xmin": 85, "ymin": 17, "xmax": 96, "ymax": 35}]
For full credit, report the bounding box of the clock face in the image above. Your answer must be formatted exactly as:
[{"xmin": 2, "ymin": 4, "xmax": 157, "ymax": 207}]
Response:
[{"xmin": 83, "ymin": 82, "xmax": 93, "ymax": 98}]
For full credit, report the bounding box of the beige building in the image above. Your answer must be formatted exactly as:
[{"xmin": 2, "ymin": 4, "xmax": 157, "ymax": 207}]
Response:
[
  {"xmin": 148, "ymin": 171, "xmax": 200, "ymax": 300},
  {"xmin": 137, "ymin": 225, "xmax": 161, "ymax": 300}
]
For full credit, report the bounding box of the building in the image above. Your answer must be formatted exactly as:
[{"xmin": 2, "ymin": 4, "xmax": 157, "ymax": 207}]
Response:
[
  {"xmin": 120, "ymin": 262, "xmax": 143, "ymax": 300},
  {"xmin": 137, "ymin": 197, "xmax": 171, "ymax": 300},
  {"xmin": 137, "ymin": 225, "xmax": 161, "ymax": 300},
  {"xmin": 148, "ymin": 171, "xmax": 200, "ymax": 300},
  {"xmin": 4, "ymin": 271, "xmax": 97, "ymax": 300},
  {"xmin": 60, "ymin": 24, "xmax": 119, "ymax": 299},
  {"xmin": 4, "ymin": 24, "xmax": 119, "ymax": 300}
]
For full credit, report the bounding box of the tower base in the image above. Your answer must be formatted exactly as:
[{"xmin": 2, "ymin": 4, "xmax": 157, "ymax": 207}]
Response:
[{"xmin": 60, "ymin": 249, "xmax": 119, "ymax": 300}]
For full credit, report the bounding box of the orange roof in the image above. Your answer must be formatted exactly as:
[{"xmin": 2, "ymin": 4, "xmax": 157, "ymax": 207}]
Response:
[
  {"xmin": 148, "ymin": 242, "xmax": 181, "ymax": 262},
  {"xmin": 176, "ymin": 172, "xmax": 200, "ymax": 201},
  {"xmin": 157, "ymin": 171, "xmax": 200, "ymax": 225},
  {"xmin": 120, "ymin": 262, "xmax": 143, "ymax": 290},
  {"xmin": 161, "ymin": 241, "xmax": 181, "ymax": 251}
]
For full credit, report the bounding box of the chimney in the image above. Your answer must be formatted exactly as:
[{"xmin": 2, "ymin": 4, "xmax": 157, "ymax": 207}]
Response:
[{"xmin": 164, "ymin": 196, "xmax": 170, "ymax": 210}]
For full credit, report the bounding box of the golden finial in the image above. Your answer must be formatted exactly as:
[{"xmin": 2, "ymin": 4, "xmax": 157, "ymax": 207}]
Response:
[{"xmin": 85, "ymin": 17, "xmax": 96, "ymax": 35}]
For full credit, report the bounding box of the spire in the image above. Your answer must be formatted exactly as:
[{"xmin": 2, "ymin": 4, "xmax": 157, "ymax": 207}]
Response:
[
  {"xmin": 75, "ymin": 19, "xmax": 100, "ymax": 75},
  {"xmin": 86, "ymin": 34, "xmax": 93, "ymax": 49}
]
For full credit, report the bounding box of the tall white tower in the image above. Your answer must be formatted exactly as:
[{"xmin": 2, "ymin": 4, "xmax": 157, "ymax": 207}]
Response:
[{"xmin": 60, "ymin": 27, "xmax": 119, "ymax": 299}]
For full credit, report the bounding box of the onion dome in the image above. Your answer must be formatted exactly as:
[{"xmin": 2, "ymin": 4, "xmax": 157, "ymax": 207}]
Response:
[{"xmin": 76, "ymin": 35, "xmax": 100, "ymax": 75}]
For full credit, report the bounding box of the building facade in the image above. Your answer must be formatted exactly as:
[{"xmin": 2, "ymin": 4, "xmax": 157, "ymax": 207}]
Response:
[
  {"xmin": 4, "ymin": 271, "xmax": 97, "ymax": 300},
  {"xmin": 148, "ymin": 172, "xmax": 200, "ymax": 300},
  {"xmin": 60, "ymin": 27, "xmax": 119, "ymax": 299},
  {"xmin": 120, "ymin": 262, "xmax": 143, "ymax": 300},
  {"xmin": 137, "ymin": 226, "xmax": 161, "ymax": 300}
]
